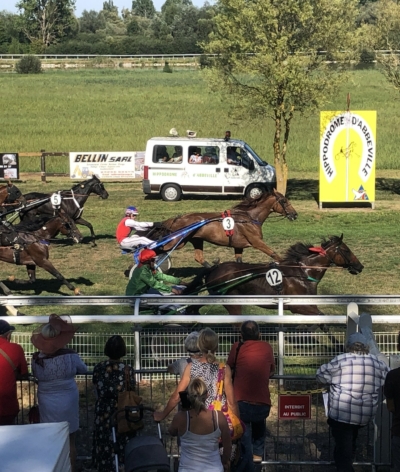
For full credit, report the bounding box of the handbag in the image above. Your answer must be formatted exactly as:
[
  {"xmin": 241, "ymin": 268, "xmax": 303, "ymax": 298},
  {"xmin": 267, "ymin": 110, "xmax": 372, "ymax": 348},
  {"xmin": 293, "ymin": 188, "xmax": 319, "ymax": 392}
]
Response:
[
  {"xmin": 116, "ymin": 365, "xmax": 144, "ymax": 434},
  {"xmin": 209, "ymin": 362, "xmax": 244, "ymax": 441}
]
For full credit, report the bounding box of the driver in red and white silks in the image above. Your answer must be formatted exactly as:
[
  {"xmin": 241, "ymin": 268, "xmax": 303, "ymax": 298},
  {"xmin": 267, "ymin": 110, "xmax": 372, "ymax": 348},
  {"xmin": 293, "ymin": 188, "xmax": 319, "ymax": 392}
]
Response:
[{"xmin": 116, "ymin": 206, "xmax": 162, "ymax": 250}]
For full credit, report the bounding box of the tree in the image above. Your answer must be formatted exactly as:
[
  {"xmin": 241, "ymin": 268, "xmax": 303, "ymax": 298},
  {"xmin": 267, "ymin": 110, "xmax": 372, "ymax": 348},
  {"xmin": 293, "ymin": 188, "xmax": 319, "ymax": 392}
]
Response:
[
  {"xmin": 132, "ymin": 0, "xmax": 156, "ymax": 18},
  {"xmin": 79, "ymin": 10, "xmax": 106, "ymax": 33},
  {"xmin": 363, "ymin": 0, "xmax": 400, "ymax": 92},
  {"xmin": 203, "ymin": 0, "xmax": 359, "ymax": 194},
  {"xmin": 16, "ymin": 0, "xmax": 76, "ymax": 50}
]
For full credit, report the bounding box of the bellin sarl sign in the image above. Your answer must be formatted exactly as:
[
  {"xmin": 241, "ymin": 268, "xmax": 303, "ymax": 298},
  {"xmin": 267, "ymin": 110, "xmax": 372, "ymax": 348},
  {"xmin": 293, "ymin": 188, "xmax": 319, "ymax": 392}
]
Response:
[{"xmin": 319, "ymin": 110, "xmax": 376, "ymax": 208}]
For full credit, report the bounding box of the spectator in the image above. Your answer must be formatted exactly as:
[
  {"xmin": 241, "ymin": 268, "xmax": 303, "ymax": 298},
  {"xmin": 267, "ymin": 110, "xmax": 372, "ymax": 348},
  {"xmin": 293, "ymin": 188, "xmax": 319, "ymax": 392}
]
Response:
[
  {"xmin": 189, "ymin": 148, "xmax": 203, "ymax": 164},
  {"xmin": 166, "ymin": 146, "xmax": 183, "ymax": 163},
  {"xmin": 92, "ymin": 335, "xmax": 136, "ymax": 472},
  {"xmin": 31, "ymin": 314, "xmax": 87, "ymax": 472},
  {"xmin": 154, "ymin": 327, "xmax": 239, "ymax": 425},
  {"xmin": 116, "ymin": 206, "xmax": 162, "ymax": 250},
  {"xmin": 167, "ymin": 331, "xmax": 201, "ymax": 377},
  {"xmin": 0, "ymin": 320, "xmax": 29, "ymax": 425},
  {"xmin": 168, "ymin": 377, "xmax": 232, "ymax": 472},
  {"xmin": 126, "ymin": 248, "xmax": 185, "ymax": 296},
  {"xmin": 156, "ymin": 145, "xmax": 169, "ymax": 162},
  {"xmin": 316, "ymin": 332, "xmax": 389, "ymax": 472},
  {"xmin": 384, "ymin": 330, "xmax": 400, "ymax": 472},
  {"xmin": 227, "ymin": 320, "xmax": 275, "ymax": 470},
  {"xmin": 227, "ymin": 147, "xmax": 241, "ymax": 165}
]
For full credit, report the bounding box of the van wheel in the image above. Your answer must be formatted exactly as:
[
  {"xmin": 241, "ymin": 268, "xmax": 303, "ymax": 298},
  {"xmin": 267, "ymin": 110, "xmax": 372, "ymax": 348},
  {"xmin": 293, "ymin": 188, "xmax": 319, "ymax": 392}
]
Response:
[
  {"xmin": 161, "ymin": 184, "xmax": 182, "ymax": 202},
  {"xmin": 245, "ymin": 184, "xmax": 265, "ymax": 199}
]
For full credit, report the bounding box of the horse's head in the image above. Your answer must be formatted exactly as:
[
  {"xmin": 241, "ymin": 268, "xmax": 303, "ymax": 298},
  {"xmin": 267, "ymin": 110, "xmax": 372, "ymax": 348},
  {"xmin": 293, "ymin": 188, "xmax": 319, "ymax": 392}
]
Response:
[
  {"xmin": 271, "ymin": 190, "xmax": 298, "ymax": 221},
  {"xmin": 58, "ymin": 213, "xmax": 83, "ymax": 244},
  {"xmin": 89, "ymin": 176, "xmax": 109, "ymax": 200},
  {"xmin": 3, "ymin": 182, "xmax": 26, "ymax": 206},
  {"xmin": 322, "ymin": 234, "xmax": 364, "ymax": 275}
]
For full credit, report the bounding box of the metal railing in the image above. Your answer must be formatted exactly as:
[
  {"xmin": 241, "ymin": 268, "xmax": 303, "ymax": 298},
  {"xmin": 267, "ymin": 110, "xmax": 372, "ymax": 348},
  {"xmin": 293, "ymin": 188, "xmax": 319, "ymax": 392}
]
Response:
[{"xmin": 15, "ymin": 372, "xmax": 389, "ymax": 469}]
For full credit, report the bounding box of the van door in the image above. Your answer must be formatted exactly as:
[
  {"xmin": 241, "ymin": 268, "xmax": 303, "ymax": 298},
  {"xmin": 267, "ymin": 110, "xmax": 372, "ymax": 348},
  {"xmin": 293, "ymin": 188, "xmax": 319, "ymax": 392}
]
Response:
[
  {"xmin": 184, "ymin": 145, "xmax": 223, "ymax": 194},
  {"xmin": 223, "ymin": 145, "xmax": 254, "ymax": 194}
]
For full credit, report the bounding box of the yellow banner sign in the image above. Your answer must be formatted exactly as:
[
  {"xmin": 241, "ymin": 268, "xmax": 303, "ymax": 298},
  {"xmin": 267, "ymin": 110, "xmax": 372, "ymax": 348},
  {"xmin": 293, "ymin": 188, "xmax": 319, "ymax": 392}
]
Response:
[{"xmin": 319, "ymin": 111, "xmax": 376, "ymax": 204}]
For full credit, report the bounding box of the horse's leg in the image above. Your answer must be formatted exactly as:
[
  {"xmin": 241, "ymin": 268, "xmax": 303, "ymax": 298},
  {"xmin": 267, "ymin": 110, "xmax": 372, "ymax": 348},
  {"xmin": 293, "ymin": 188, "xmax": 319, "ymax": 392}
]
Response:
[
  {"xmin": 191, "ymin": 239, "xmax": 213, "ymax": 267},
  {"xmin": 249, "ymin": 240, "xmax": 281, "ymax": 261},
  {"xmin": 8, "ymin": 264, "xmax": 37, "ymax": 285},
  {"xmin": 234, "ymin": 248, "xmax": 244, "ymax": 263},
  {"xmin": 74, "ymin": 217, "xmax": 96, "ymax": 247}
]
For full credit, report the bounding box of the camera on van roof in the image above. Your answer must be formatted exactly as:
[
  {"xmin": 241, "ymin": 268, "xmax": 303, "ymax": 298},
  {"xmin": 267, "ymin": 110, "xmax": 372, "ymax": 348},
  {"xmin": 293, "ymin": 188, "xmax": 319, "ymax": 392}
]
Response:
[{"xmin": 224, "ymin": 131, "xmax": 231, "ymax": 141}]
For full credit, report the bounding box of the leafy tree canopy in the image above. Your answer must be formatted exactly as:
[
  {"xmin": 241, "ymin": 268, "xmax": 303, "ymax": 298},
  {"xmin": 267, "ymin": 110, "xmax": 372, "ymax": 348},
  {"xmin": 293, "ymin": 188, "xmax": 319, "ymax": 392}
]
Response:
[
  {"xmin": 203, "ymin": 0, "xmax": 359, "ymax": 194},
  {"xmin": 132, "ymin": 0, "xmax": 156, "ymax": 18}
]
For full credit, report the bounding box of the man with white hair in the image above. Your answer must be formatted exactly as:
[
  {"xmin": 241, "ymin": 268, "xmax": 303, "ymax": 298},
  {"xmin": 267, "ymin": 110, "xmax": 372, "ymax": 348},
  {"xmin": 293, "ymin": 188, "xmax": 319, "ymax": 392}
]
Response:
[
  {"xmin": 0, "ymin": 320, "xmax": 29, "ymax": 425},
  {"xmin": 316, "ymin": 332, "xmax": 389, "ymax": 472}
]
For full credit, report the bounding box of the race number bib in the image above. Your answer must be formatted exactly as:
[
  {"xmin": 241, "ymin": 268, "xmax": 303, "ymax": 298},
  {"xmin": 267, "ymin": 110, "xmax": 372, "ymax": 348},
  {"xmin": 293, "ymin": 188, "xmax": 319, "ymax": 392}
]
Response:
[
  {"xmin": 50, "ymin": 192, "xmax": 62, "ymax": 208},
  {"xmin": 266, "ymin": 268, "xmax": 283, "ymax": 287},
  {"xmin": 222, "ymin": 217, "xmax": 235, "ymax": 231}
]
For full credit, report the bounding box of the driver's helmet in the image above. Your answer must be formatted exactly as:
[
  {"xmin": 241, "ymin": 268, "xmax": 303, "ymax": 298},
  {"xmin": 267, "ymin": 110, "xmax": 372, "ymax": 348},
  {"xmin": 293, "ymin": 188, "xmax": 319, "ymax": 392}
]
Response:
[{"xmin": 125, "ymin": 206, "xmax": 139, "ymax": 216}]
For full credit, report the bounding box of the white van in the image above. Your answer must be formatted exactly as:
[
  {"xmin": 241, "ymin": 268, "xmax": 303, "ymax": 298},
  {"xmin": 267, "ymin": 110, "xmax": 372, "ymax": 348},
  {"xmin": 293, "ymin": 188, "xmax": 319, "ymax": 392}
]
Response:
[{"xmin": 142, "ymin": 135, "xmax": 276, "ymax": 201}]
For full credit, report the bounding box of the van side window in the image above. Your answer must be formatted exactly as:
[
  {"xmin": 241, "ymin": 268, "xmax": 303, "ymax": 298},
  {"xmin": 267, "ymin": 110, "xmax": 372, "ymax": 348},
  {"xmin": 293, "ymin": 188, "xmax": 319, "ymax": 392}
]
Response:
[
  {"xmin": 202, "ymin": 146, "xmax": 219, "ymax": 164},
  {"xmin": 227, "ymin": 147, "xmax": 241, "ymax": 166},
  {"xmin": 153, "ymin": 145, "xmax": 170, "ymax": 163},
  {"xmin": 189, "ymin": 147, "xmax": 203, "ymax": 164}
]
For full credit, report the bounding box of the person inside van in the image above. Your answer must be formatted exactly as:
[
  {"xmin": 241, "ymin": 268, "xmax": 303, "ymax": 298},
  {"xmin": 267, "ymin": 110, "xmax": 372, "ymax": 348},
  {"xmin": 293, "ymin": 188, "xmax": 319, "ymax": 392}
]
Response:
[
  {"xmin": 202, "ymin": 147, "xmax": 218, "ymax": 164},
  {"xmin": 189, "ymin": 147, "xmax": 203, "ymax": 164},
  {"xmin": 155, "ymin": 145, "xmax": 169, "ymax": 162},
  {"xmin": 227, "ymin": 147, "xmax": 241, "ymax": 165},
  {"xmin": 165, "ymin": 146, "xmax": 183, "ymax": 163}
]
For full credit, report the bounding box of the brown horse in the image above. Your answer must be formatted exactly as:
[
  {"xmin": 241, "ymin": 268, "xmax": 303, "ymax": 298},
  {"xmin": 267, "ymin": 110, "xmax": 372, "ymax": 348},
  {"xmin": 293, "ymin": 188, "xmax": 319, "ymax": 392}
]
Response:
[
  {"xmin": 0, "ymin": 241, "xmax": 80, "ymax": 295},
  {"xmin": 185, "ymin": 235, "xmax": 364, "ymax": 316},
  {"xmin": 0, "ymin": 182, "xmax": 25, "ymax": 211},
  {"xmin": 157, "ymin": 190, "xmax": 298, "ymax": 267}
]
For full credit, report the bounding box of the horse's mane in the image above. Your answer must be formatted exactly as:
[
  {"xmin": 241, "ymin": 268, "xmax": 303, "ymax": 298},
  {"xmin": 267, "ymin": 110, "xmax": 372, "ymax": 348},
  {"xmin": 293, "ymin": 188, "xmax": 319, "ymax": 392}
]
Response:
[
  {"xmin": 281, "ymin": 236, "xmax": 341, "ymax": 264},
  {"xmin": 232, "ymin": 191, "xmax": 277, "ymax": 211},
  {"xmin": 14, "ymin": 216, "xmax": 54, "ymax": 232},
  {"xmin": 281, "ymin": 242, "xmax": 314, "ymax": 264}
]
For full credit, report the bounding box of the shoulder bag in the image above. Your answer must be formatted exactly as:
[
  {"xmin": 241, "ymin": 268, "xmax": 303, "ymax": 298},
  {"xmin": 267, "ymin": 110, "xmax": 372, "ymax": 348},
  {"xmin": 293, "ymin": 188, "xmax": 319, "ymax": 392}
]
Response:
[
  {"xmin": 116, "ymin": 365, "xmax": 144, "ymax": 434},
  {"xmin": 209, "ymin": 362, "xmax": 244, "ymax": 441}
]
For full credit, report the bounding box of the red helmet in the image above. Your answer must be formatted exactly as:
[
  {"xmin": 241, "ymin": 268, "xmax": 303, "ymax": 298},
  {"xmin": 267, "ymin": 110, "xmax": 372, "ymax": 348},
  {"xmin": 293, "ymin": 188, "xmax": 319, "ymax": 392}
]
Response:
[{"xmin": 139, "ymin": 249, "xmax": 156, "ymax": 263}]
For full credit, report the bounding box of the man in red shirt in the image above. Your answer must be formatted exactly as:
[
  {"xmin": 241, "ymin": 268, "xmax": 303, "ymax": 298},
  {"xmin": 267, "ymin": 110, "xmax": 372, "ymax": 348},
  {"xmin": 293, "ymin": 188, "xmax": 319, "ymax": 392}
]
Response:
[
  {"xmin": 227, "ymin": 320, "xmax": 275, "ymax": 471},
  {"xmin": 0, "ymin": 320, "xmax": 29, "ymax": 425}
]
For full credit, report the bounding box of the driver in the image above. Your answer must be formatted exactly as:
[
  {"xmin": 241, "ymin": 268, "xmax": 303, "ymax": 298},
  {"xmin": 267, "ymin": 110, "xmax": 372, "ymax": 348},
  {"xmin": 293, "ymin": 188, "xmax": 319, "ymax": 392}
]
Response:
[
  {"xmin": 126, "ymin": 249, "xmax": 185, "ymax": 296},
  {"xmin": 116, "ymin": 206, "xmax": 162, "ymax": 250}
]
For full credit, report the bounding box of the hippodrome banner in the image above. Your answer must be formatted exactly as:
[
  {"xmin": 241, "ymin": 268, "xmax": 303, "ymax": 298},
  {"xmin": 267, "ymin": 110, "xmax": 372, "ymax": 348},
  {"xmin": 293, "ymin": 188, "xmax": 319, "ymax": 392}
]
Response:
[
  {"xmin": 69, "ymin": 152, "xmax": 145, "ymax": 179},
  {"xmin": 319, "ymin": 111, "xmax": 376, "ymax": 203}
]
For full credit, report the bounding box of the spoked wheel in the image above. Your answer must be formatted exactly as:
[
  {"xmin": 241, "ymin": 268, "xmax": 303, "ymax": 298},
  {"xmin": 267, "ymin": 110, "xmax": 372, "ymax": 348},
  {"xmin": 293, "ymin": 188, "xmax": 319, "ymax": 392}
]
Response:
[{"xmin": 129, "ymin": 254, "xmax": 172, "ymax": 279}]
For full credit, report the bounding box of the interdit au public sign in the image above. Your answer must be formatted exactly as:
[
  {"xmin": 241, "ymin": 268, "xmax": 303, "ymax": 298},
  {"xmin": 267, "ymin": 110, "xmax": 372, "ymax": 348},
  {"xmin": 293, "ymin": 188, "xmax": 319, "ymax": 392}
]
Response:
[{"xmin": 319, "ymin": 111, "xmax": 376, "ymax": 204}]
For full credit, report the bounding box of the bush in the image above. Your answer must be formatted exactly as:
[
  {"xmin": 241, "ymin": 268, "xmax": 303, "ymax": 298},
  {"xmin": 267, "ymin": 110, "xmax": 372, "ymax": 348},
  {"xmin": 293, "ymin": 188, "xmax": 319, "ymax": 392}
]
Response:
[
  {"xmin": 360, "ymin": 49, "xmax": 376, "ymax": 63},
  {"xmin": 163, "ymin": 61, "xmax": 173, "ymax": 73},
  {"xmin": 15, "ymin": 55, "xmax": 42, "ymax": 74}
]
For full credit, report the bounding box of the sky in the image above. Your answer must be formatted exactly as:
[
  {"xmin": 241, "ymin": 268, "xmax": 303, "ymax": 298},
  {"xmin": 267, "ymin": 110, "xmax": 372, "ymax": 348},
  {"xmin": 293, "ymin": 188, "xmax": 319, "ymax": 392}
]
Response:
[{"xmin": 2, "ymin": 0, "xmax": 206, "ymax": 16}]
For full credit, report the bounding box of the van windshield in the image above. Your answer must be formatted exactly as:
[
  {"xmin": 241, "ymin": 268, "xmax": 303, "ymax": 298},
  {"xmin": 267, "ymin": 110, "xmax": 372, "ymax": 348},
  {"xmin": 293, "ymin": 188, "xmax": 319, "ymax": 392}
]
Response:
[{"xmin": 244, "ymin": 143, "xmax": 270, "ymax": 166}]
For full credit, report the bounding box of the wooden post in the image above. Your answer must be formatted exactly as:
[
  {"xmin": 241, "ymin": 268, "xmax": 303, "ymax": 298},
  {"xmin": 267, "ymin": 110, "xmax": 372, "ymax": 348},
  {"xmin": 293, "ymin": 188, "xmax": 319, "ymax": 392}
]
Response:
[{"xmin": 40, "ymin": 149, "xmax": 46, "ymax": 183}]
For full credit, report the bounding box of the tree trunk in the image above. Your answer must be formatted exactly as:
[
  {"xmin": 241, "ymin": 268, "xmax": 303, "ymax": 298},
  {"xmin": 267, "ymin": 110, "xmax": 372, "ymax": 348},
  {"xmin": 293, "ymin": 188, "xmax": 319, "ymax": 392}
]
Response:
[{"xmin": 274, "ymin": 159, "xmax": 288, "ymax": 195}]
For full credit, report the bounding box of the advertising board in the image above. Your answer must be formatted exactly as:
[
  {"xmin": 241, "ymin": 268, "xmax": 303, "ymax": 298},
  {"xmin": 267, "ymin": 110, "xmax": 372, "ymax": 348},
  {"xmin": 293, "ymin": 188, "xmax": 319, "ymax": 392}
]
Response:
[
  {"xmin": 0, "ymin": 153, "xmax": 19, "ymax": 180},
  {"xmin": 70, "ymin": 152, "xmax": 144, "ymax": 179}
]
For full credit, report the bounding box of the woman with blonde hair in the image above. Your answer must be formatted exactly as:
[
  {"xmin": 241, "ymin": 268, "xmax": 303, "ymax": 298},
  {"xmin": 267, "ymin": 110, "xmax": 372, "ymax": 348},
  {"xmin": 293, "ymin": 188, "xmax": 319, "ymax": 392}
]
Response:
[
  {"xmin": 31, "ymin": 314, "xmax": 87, "ymax": 472},
  {"xmin": 169, "ymin": 377, "xmax": 231, "ymax": 471},
  {"xmin": 154, "ymin": 327, "xmax": 239, "ymax": 425}
]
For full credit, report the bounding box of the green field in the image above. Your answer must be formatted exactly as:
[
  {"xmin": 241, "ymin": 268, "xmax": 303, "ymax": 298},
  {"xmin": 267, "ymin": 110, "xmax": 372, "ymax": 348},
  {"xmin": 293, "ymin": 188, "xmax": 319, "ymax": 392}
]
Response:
[
  {"xmin": 0, "ymin": 67, "xmax": 399, "ymax": 324},
  {"xmin": 1, "ymin": 67, "xmax": 400, "ymax": 172}
]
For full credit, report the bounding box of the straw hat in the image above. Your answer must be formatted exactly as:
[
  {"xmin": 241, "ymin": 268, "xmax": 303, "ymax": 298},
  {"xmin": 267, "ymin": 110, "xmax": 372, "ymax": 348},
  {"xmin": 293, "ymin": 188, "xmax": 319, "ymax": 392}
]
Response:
[{"xmin": 31, "ymin": 314, "xmax": 77, "ymax": 354}]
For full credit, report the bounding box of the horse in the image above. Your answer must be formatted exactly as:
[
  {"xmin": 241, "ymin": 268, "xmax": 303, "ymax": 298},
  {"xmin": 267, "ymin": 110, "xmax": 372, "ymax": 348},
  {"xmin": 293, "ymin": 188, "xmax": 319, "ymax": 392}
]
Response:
[
  {"xmin": 0, "ymin": 182, "xmax": 26, "ymax": 211},
  {"xmin": 13, "ymin": 213, "xmax": 83, "ymax": 244},
  {"xmin": 154, "ymin": 190, "xmax": 298, "ymax": 267},
  {"xmin": 185, "ymin": 234, "xmax": 364, "ymax": 316},
  {"xmin": 18, "ymin": 175, "xmax": 109, "ymax": 246},
  {"xmin": 0, "ymin": 240, "xmax": 80, "ymax": 295}
]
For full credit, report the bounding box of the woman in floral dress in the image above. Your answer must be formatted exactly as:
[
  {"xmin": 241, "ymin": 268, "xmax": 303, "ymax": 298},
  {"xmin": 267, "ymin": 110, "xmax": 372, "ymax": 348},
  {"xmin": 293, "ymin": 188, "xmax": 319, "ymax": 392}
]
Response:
[{"xmin": 92, "ymin": 335, "xmax": 136, "ymax": 472}]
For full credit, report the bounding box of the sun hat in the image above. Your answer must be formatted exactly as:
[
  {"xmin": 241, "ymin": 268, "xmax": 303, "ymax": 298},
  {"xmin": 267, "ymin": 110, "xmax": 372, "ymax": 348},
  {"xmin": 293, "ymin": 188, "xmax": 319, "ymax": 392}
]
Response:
[
  {"xmin": 31, "ymin": 314, "xmax": 77, "ymax": 354},
  {"xmin": 0, "ymin": 320, "xmax": 15, "ymax": 335},
  {"xmin": 347, "ymin": 332, "xmax": 368, "ymax": 347},
  {"xmin": 139, "ymin": 249, "xmax": 157, "ymax": 263}
]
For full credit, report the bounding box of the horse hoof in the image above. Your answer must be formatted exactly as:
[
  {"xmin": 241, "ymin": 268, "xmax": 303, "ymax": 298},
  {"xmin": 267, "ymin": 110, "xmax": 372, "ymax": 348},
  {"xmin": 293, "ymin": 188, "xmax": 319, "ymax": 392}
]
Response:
[
  {"xmin": 74, "ymin": 288, "xmax": 81, "ymax": 295},
  {"xmin": 236, "ymin": 258, "xmax": 243, "ymax": 263},
  {"xmin": 212, "ymin": 258, "xmax": 220, "ymax": 266},
  {"xmin": 202, "ymin": 261, "xmax": 212, "ymax": 268},
  {"xmin": 8, "ymin": 275, "xmax": 15, "ymax": 282}
]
